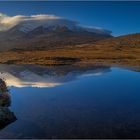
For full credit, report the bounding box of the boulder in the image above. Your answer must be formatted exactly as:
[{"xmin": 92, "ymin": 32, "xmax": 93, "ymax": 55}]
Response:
[
  {"xmin": 0, "ymin": 79, "xmax": 16, "ymax": 129},
  {"xmin": 0, "ymin": 107, "xmax": 17, "ymax": 129}
]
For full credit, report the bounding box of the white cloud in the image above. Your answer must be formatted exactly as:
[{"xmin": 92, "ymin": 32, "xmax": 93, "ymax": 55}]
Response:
[
  {"xmin": 0, "ymin": 13, "xmax": 111, "ymax": 35},
  {"xmin": 0, "ymin": 13, "xmax": 62, "ymax": 31}
]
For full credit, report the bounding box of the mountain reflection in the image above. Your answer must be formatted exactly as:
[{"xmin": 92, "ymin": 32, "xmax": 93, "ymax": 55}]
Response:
[{"xmin": 0, "ymin": 64, "xmax": 111, "ymax": 88}]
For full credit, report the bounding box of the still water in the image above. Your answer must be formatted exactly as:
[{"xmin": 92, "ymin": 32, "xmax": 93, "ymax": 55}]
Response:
[{"xmin": 0, "ymin": 64, "xmax": 140, "ymax": 138}]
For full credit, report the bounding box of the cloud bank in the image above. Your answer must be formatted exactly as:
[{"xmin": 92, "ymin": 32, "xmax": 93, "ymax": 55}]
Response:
[
  {"xmin": 0, "ymin": 13, "xmax": 77, "ymax": 31},
  {"xmin": 0, "ymin": 13, "xmax": 111, "ymax": 35}
]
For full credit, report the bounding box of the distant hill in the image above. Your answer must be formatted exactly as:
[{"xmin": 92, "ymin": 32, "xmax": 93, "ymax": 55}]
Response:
[{"xmin": 94, "ymin": 33, "xmax": 140, "ymax": 49}]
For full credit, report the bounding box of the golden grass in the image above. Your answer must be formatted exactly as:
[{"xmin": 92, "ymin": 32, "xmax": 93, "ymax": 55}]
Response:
[{"xmin": 0, "ymin": 44, "xmax": 140, "ymax": 67}]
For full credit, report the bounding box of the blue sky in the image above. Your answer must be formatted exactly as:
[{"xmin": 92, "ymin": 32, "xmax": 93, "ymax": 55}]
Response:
[{"xmin": 0, "ymin": 1, "xmax": 140, "ymax": 36}]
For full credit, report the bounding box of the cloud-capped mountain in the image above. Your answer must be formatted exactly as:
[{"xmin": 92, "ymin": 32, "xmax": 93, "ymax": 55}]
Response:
[
  {"xmin": 0, "ymin": 13, "xmax": 112, "ymax": 51},
  {"xmin": 0, "ymin": 13, "xmax": 111, "ymax": 34}
]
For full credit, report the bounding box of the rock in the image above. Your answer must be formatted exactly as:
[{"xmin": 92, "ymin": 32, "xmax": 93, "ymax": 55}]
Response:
[
  {"xmin": 0, "ymin": 79, "xmax": 8, "ymax": 92},
  {"xmin": 0, "ymin": 92, "xmax": 11, "ymax": 107},
  {"xmin": 0, "ymin": 79, "xmax": 16, "ymax": 129},
  {"xmin": 0, "ymin": 107, "xmax": 16, "ymax": 129},
  {"xmin": 0, "ymin": 79, "xmax": 11, "ymax": 107}
]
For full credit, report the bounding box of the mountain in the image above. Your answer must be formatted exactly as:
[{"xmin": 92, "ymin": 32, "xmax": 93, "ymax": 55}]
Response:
[{"xmin": 0, "ymin": 15, "xmax": 112, "ymax": 51}]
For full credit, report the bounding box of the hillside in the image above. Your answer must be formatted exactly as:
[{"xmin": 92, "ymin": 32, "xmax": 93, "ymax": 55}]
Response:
[
  {"xmin": 0, "ymin": 33, "xmax": 139, "ymax": 68},
  {"xmin": 0, "ymin": 29, "xmax": 112, "ymax": 52},
  {"xmin": 95, "ymin": 33, "xmax": 140, "ymax": 48}
]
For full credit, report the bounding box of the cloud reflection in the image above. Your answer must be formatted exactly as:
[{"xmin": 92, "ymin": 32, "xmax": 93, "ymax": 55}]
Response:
[{"xmin": 0, "ymin": 64, "xmax": 111, "ymax": 88}]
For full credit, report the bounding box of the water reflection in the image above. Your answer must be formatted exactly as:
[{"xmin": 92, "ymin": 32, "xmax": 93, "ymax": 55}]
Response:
[
  {"xmin": 0, "ymin": 64, "xmax": 140, "ymax": 138},
  {"xmin": 0, "ymin": 64, "xmax": 111, "ymax": 88}
]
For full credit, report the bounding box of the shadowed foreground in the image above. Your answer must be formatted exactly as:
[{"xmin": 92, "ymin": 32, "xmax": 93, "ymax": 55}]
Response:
[{"xmin": 0, "ymin": 79, "xmax": 16, "ymax": 129}]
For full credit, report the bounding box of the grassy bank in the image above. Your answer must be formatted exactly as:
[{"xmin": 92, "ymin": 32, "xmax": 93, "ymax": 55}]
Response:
[{"xmin": 0, "ymin": 44, "xmax": 140, "ymax": 67}]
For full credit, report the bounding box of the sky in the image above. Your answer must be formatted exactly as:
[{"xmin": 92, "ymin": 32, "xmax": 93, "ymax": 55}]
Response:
[{"xmin": 0, "ymin": 1, "xmax": 140, "ymax": 36}]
